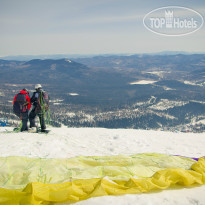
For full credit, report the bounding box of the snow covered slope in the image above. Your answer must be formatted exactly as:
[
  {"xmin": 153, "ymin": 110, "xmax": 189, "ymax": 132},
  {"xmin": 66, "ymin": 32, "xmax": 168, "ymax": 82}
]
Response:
[
  {"xmin": 0, "ymin": 127, "xmax": 204, "ymax": 205},
  {"xmin": 0, "ymin": 127, "xmax": 204, "ymax": 159}
]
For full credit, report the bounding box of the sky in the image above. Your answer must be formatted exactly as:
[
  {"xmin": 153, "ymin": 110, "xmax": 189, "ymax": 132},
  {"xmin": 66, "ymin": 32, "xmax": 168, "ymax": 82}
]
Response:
[{"xmin": 0, "ymin": 0, "xmax": 205, "ymax": 57}]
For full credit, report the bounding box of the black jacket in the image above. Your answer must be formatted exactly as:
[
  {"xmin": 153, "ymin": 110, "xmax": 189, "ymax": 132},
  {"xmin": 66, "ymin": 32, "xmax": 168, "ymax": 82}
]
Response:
[{"xmin": 30, "ymin": 89, "xmax": 43, "ymax": 109}]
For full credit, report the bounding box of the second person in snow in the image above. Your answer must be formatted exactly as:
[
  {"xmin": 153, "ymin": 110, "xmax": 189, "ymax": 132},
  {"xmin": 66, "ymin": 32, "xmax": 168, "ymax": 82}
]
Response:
[{"xmin": 29, "ymin": 84, "xmax": 49, "ymax": 132}]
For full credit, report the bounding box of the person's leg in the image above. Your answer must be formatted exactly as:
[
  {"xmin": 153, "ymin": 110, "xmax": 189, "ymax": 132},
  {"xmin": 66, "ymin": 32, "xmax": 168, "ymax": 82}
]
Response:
[
  {"xmin": 21, "ymin": 111, "xmax": 28, "ymax": 131},
  {"xmin": 39, "ymin": 114, "xmax": 46, "ymax": 131},
  {"xmin": 29, "ymin": 110, "xmax": 37, "ymax": 128}
]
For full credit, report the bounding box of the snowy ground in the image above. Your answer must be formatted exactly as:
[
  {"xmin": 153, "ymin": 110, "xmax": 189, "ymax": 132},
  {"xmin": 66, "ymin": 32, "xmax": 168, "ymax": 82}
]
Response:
[{"xmin": 0, "ymin": 126, "xmax": 205, "ymax": 205}]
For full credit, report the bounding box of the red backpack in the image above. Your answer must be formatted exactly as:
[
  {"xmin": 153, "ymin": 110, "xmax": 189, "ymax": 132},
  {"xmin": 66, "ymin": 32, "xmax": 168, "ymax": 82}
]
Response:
[{"xmin": 13, "ymin": 93, "xmax": 28, "ymax": 116}]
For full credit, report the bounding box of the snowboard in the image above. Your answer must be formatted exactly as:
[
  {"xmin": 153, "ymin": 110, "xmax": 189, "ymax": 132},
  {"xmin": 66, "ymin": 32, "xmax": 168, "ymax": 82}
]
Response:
[{"xmin": 1, "ymin": 127, "xmax": 50, "ymax": 134}]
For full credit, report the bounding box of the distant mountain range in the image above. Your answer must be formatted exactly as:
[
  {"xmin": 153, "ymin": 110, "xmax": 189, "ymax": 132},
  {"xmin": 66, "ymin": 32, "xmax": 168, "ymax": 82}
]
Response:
[
  {"xmin": 1, "ymin": 51, "xmax": 204, "ymax": 61},
  {"xmin": 0, "ymin": 54, "xmax": 204, "ymax": 131}
]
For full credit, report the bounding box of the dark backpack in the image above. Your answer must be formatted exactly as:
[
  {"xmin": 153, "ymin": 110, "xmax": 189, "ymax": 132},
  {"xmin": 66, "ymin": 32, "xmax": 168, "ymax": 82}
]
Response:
[
  {"xmin": 35, "ymin": 91, "xmax": 49, "ymax": 114},
  {"xmin": 13, "ymin": 93, "xmax": 27, "ymax": 116}
]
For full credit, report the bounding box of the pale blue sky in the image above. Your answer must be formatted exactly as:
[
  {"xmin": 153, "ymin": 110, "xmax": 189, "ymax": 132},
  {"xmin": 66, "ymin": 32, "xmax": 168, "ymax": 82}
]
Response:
[{"xmin": 0, "ymin": 0, "xmax": 204, "ymax": 56}]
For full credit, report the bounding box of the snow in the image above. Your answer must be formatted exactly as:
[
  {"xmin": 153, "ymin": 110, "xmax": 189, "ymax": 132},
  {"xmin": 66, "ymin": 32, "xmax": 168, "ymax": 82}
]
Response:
[
  {"xmin": 196, "ymin": 119, "xmax": 205, "ymax": 125},
  {"xmin": 0, "ymin": 92, "xmax": 4, "ymax": 96},
  {"xmin": 5, "ymin": 84, "xmax": 17, "ymax": 86},
  {"xmin": 0, "ymin": 127, "xmax": 205, "ymax": 205},
  {"xmin": 184, "ymin": 81, "xmax": 203, "ymax": 86},
  {"xmin": 129, "ymin": 80, "xmax": 157, "ymax": 85},
  {"xmin": 50, "ymin": 99, "xmax": 64, "ymax": 105},
  {"xmin": 149, "ymin": 99, "xmax": 188, "ymax": 111},
  {"xmin": 66, "ymin": 112, "xmax": 76, "ymax": 117},
  {"xmin": 162, "ymin": 86, "xmax": 175, "ymax": 90},
  {"xmin": 65, "ymin": 59, "xmax": 72, "ymax": 63},
  {"xmin": 50, "ymin": 99, "xmax": 64, "ymax": 103},
  {"xmin": 146, "ymin": 71, "xmax": 168, "ymax": 78},
  {"xmin": 68, "ymin": 93, "xmax": 79, "ymax": 96}
]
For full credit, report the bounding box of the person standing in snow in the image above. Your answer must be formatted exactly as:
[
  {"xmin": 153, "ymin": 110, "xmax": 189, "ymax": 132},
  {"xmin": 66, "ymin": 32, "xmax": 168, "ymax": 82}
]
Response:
[
  {"xmin": 13, "ymin": 88, "xmax": 31, "ymax": 132},
  {"xmin": 29, "ymin": 84, "xmax": 49, "ymax": 132}
]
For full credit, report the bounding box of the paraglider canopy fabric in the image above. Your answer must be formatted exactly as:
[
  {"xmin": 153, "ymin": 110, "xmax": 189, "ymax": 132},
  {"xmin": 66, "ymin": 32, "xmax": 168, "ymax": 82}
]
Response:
[{"xmin": 0, "ymin": 153, "xmax": 204, "ymax": 204}]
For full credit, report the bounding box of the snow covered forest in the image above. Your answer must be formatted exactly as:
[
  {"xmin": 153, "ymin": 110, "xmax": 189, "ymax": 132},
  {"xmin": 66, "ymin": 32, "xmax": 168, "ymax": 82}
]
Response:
[{"xmin": 0, "ymin": 54, "xmax": 205, "ymax": 132}]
